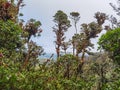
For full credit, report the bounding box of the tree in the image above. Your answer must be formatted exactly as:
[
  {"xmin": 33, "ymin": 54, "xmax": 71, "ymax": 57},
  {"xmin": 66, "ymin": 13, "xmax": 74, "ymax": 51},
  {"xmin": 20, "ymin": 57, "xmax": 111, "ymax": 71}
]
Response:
[
  {"xmin": 74, "ymin": 12, "xmax": 107, "ymax": 76},
  {"xmin": 20, "ymin": 19, "xmax": 43, "ymax": 69},
  {"xmin": 98, "ymin": 28, "xmax": 120, "ymax": 65},
  {"xmin": 23, "ymin": 18, "xmax": 42, "ymax": 42},
  {"xmin": 79, "ymin": 12, "xmax": 107, "ymax": 59},
  {"xmin": 0, "ymin": 0, "xmax": 44, "ymax": 70},
  {"xmin": 70, "ymin": 12, "xmax": 80, "ymax": 55},
  {"xmin": 53, "ymin": 10, "xmax": 71, "ymax": 58},
  {"xmin": 70, "ymin": 12, "xmax": 80, "ymax": 34}
]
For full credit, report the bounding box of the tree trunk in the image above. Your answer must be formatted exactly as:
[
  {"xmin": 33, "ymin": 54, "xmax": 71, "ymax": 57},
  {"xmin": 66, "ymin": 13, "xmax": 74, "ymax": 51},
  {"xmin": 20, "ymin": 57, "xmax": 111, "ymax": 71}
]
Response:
[
  {"xmin": 76, "ymin": 49, "xmax": 85, "ymax": 78},
  {"xmin": 75, "ymin": 23, "xmax": 77, "ymax": 34},
  {"xmin": 64, "ymin": 63, "xmax": 70, "ymax": 79},
  {"xmin": 76, "ymin": 50, "xmax": 79, "ymax": 57},
  {"xmin": 23, "ymin": 50, "xmax": 30, "ymax": 69},
  {"xmin": 65, "ymin": 50, "xmax": 66, "ymax": 55},
  {"xmin": 56, "ymin": 45, "xmax": 60, "ymax": 58},
  {"xmin": 73, "ymin": 43, "xmax": 75, "ymax": 56},
  {"xmin": 81, "ymin": 49, "xmax": 85, "ymax": 63}
]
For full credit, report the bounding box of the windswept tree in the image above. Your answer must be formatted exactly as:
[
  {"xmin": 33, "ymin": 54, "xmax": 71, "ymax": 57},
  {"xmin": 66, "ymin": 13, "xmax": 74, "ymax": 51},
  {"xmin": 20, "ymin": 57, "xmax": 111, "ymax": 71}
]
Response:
[
  {"xmin": 79, "ymin": 12, "xmax": 107, "ymax": 61},
  {"xmin": 75, "ymin": 12, "xmax": 107, "ymax": 76},
  {"xmin": 70, "ymin": 12, "xmax": 80, "ymax": 55},
  {"xmin": 72, "ymin": 12, "xmax": 107, "ymax": 58},
  {"xmin": 80, "ymin": 22, "xmax": 102, "ymax": 58},
  {"xmin": 23, "ymin": 18, "xmax": 42, "ymax": 42},
  {"xmin": 70, "ymin": 12, "xmax": 80, "ymax": 34},
  {"xmin": 53, "ymin": 10, "xmax": 71, "ymax": 58},
  {"xmin": 19, "ymin": 19, "xmax": 44, "ymax": 69}
]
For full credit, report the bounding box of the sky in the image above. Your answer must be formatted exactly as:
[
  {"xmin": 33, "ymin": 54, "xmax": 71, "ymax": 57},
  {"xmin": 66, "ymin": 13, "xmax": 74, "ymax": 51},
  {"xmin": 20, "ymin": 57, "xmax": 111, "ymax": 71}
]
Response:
[{"xmin": 20, "ymin": 0, "xmax": 117, "ymax": 54}]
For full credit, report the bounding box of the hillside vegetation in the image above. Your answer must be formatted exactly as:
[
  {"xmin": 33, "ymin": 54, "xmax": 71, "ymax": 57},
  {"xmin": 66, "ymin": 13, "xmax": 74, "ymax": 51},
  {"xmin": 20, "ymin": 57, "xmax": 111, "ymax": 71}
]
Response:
[{"xmin": 1, "ymin": 0, "xmax": 120, "ymax": 90}]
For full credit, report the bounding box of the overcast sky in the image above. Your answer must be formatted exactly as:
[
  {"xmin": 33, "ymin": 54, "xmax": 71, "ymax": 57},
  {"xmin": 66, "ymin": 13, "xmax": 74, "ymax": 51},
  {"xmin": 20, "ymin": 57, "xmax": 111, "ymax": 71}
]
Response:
[{"xmin": 20, "ymin": 0, "xmax": 117, "ymax": 53}]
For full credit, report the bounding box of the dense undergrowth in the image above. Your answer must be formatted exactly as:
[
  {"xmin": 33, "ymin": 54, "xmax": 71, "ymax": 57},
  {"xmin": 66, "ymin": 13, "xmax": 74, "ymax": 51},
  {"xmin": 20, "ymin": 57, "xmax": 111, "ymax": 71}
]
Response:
[{"xmin": 0, "ymin": 54, "xmax": 120, "ymax": 90}]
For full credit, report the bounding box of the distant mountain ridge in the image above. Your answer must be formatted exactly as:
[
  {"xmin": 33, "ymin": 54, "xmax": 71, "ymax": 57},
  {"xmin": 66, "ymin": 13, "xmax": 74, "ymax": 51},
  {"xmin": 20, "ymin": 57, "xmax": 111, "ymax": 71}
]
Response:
[{"xmin": 39, "ymin": 53, "xmax": 57, "ymax": 60}]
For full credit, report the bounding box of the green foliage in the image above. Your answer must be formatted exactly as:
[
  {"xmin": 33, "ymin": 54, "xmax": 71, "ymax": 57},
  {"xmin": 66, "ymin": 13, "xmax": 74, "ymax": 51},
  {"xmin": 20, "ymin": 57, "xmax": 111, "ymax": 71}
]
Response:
[
  {"xmin": 53, "ymin": 10, "xmax": 71, "ymax": 28},
  {"xmin": 0, "ymin": 54, "xmax": 93, "ymax": 90},
  {"xmin": 0, "ymin": 20, "xmax": 22, "ymax": 51},
  {"xmin": 57, "ymin": 54, "xmax": 78, "ymax": 76},
  {"xmin": 2, "ymin": 53, "xmax": 120, "ymax": 90},
  {"xmin": 98, "ymin": 28, "xmax": 120, "ymax": 65}
]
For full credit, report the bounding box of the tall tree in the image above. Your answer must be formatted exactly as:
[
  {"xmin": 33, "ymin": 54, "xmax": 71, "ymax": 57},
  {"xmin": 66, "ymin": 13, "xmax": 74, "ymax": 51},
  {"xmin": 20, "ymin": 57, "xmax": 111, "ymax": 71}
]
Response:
[
  {"xmin": 70, "ymin": 12, "xmax": 80, "ymax": 34},
  {"xmin": 20, "ymin": 19, "xmax": 43, "ymax": 69},
  {"xmin": 53, "ymin": 10, "xmax": 71, "ymax": 58},
  {"xmin": 75, "ymin": 12, "xmax": 107, "ymax": 75},
  {"xmin": 70, "ymin": 12, "xmax": 80, "ymax": 55}
]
